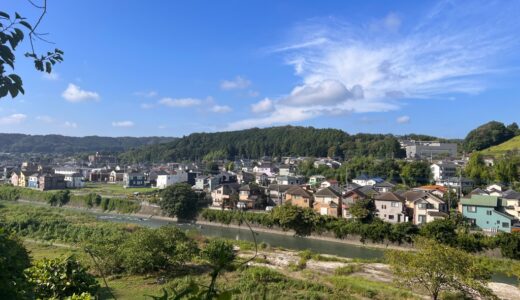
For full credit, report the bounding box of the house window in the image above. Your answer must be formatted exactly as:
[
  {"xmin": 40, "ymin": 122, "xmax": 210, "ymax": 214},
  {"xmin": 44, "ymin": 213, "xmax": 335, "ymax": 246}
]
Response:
[
  {"xmin": 418, "ymin": 203, "xmax": 427, "ymax": 209},
  {"xmin": 391, "ymin": 202, "xmax": 399, "ymax": 207},
  {"xmin": 381, "ymin": 205, "xmax": 387, "ymax": 209},
  {"xmin": 502, "ymin": 222, "xmax": 510, "ymax": 228},
  {"xmin": 467, "ymin": 206, "xmax": 477, "ymax": 213},
  {"xmin": 388, "ymin": 215, "xmax": 394, "ymax": 220},
  {"xmin": 486, "ymin": 210, "xmax": 492, "ymax": 216}
]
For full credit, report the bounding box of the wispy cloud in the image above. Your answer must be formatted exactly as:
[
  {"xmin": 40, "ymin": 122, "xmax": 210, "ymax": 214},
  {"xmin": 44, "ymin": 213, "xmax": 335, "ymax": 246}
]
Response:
[
  {"xmin": 64, "ymin": 121, "xmax": 78, "ymax": 128},
  {"xmin": 396, "ymin": 115, "xmax": 410, "ymax": 124},
  {"xmin": 0, "ymin": 114, "xmax": 27, "ymax": 125},
  {"xmin": 140, "ymin": 103, "xmax": 154, "ymax": 109},
  {"xmin": 36, "ymin": 115, "xmax": 54, "ymax": 123},
  {"xmin": 211, "ymin": 105, "xmax": 232, "ymax": 113},
  {"xmin": 229, "ymin": 1, "xmax": 519, "ymax": 130},
  {"xmin": 251, "ymin": 98, "xmax": 274, "ymax": 113},
  {"xmin": 134, "ymin": 91, "xmax": 158, "ymax": 98},
  {"xmin": 159, "ymin": 97, "xmax": 202, "ymax": 107},
  {"xmin": 112, "ymin": 121, "xmax": 134, "ymax": 128},
  {"xmin": 220, "ymin": 76, "xmax": 251, "ymax": 90},
  {"xmin": 62, "ymin": 83, "xmax": 100, "ymax": 103}
]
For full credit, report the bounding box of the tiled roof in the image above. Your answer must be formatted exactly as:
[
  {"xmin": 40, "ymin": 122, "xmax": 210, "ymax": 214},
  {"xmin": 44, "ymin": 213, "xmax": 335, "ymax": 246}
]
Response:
[
  {"xmin": 374, "ymin": 192, "xmax": 404, "ymax": 202},
  {"xmin": 315, "ymin": 186, "xmax": 341, "ymax": 198},
  {"xmin": 460, "ymin": 195, "xmax": 498, "ymax": 207},
  {"xmin": 286, "ymin": 186, "xmax": 313, "ymax": 198}
]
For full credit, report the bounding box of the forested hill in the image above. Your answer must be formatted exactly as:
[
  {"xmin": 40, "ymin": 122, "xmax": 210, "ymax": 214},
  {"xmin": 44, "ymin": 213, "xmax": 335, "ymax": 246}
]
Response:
[
  {"xmin": 119, "ymin": 126, "xmax": 407, "ymax": 163},
  {"xmin": 0, "ymin": 133, "xmax": 175, "ymax": 154}
]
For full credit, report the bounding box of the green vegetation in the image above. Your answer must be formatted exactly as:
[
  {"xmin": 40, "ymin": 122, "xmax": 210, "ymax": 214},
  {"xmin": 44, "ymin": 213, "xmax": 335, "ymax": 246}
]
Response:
[
  {"xmin": 119, "ymin": 125, "xmax": 407, "ymax": 162},
  {"xmin": 80, "ymin": 182, "xmax": 157, "ymax": 198},
  {"xmin": 25, "ymin": 256, "xmax": 99, "ymax": 299},
  {"xmin": 464, "ymin": 121, "xmax": 519, "ymax": 152},
  {"xmin": 464, "ymin": 152, "xmax": 520, "ymax": 186},
  {"xmin": 0, "ymin": 185, "xmax": 141, "ymax": 213},
  {"xmin": 0, "ymin": 133, "xmax": 175, "ymax": 154},
  {"xmin": 0, "ymin": 228, "xmax": 31, "ymax": 300},
  {"xmin": 483, "ymin": 135, "xmax": 520, "ymax": 156},
  {"xmin": 159, "ymin": 183, "xmax": 202, "ymax": 221},
  {"xmin": 387, "ymin": 238, "xmax": 496, "ymax": 300}
]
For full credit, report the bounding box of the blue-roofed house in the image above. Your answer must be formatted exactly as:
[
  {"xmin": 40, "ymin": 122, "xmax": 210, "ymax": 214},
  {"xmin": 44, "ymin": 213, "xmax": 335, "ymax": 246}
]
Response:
[{"xmin": 460, "ymin": 195, "xmax": 516, "ymax": 233}]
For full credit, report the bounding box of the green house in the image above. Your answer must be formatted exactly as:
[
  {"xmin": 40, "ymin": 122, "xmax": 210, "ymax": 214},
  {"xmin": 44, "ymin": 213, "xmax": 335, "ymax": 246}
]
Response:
[{"xmin": 461, "ymin": 195, "xmax": 516, "ymax": 233}]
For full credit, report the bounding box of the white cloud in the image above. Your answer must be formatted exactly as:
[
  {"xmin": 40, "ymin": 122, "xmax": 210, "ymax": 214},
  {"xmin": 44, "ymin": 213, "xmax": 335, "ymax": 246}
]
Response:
[
  {"xmin": 0, "ymin": 114, "xmax": 27, "ymax": 125},
  {"xmin": 159, "ymin": 97, "xmax": 202, "ymax": 107},
  {"xmin": 64, "ymin": 121, "xmax": 78, "ymax": 128},
  {"xmin": 36, "ymin": 115, "xmax": 54, "ymax": 123},
  {"xmin": 220, "ymin": 76, "xmax": 251, "ymax": 90},
  {"xmin": 211, "ymin": 105, "xmax": 232, "ymax": 113},
  {"xmin": 62, "ymin": 83, "xmax": 99, "ymax": 102},
  {"xmin": 396, "ymin": 115, "xmax": 410, "ymax": 124},
  {"xmin": 140, "ymin": 103, "xmax": 154, "ymax": 109},
  {"xmin": 134, "ymin": 91, "xmax": 158, "ymax": 98},
  {"xmin": 248, "ymin": 90, "xmax": 260, "ymax": 97},
  {"xmin": 251, "ymin": 98, "xmax": 274, "ymax": 113},
  {"xmin": 229, "ymin": 2, "xmax": 520, "ymax": 130},
  {"xmin": 42, "ymin": 72, "xmax": 59, "ymax": 81},
  {"xmin": 112, "ymin": 121, "xmax": 134, "ymax": 128}
]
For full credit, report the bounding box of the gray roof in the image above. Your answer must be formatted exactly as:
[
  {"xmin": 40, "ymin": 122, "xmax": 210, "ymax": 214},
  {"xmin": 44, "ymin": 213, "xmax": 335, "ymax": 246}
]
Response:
[{"xmin": 315, "ymin": 186, "xmax": 341, "ymax": 198}]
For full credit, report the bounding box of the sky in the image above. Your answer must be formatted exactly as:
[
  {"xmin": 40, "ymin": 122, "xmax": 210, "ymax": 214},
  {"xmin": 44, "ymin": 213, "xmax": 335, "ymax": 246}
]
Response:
[{"xmin": 1, "ymin": 0, "xmax": 520, "ymax": 138}]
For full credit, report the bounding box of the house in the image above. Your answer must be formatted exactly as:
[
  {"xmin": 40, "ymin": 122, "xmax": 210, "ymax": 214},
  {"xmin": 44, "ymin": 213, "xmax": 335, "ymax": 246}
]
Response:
[
  {"xmin": 486, "ymin": 184, "xmax": 507, "ymax": 193},
  {"xmin": 285, "ymin": 186, "xmax": 313, "ymax": 208},
  {"xmin": 309, "ymin": 175, "xmax": 326, "ymax": 187},
  {"xmin": 238, "ymin": 184, "xmax": 265, "ymax": 209},
  {"xmin": 402, "ymin": 190, "xmax": 448, "ymax": 225},
  {"xmin": 320, "ymin": 179, "xmax": 339, "ymax": 189},
  {"xmin": 211, "ymin": 183, "xmax": 240, "ymax": 208},
  {"xmin": 64, "ymin": 173, "xmax": 84, "ymax": 188},
  {"xmin": 342, "ymin": 188, "xmax": 369, "ymax": 219},
  {"xmin": 254, "ymin": 173, "xmax": 269, "ymax": 186},
  {"xmin": 374, "ymin": 192, "xmax": 408, "ymax": 223},
  {"xmin": 352, "ymin": 175, "xmax": 384, "ymax": 187},
  {"xmin": 253, "ymin": 162, "xmax": 276, "ymax": 176},
  {"xmin": 89, "ymin": 169, "xmax": 110, "ymax": 182},
  {"xmin": 156, "ymin": 170, "xmax": 188, "ymax": 189},
  {"xmin": 237, "ymin": 171, "xmax": 255, "ymax": 184},
  {"xmin": 278, "ymin": 164, "xmax": 296, "ymax": 176},
  {"xmin": 460, "ymin": 195, "xmax": 516, "ymax": 233},
  {"xmin": 276, "ymin": 175, "xmax": 304, "ymax": 185},
  {"xmin": 313, "ymin": 187, "xmax": 342, "ymax": 217},
  {"xmin": 123, "ymin": 172, "xmax": 147, "ymax": 188},
  {"xmin": 373, "ymin": 181, "xmax": 395, "ymax": 193},
  {"xmin": 39, "ymin": 174, "xmax": 66, "ymax": 191},
  {"xmin": 413, "ymin": 185, "xmax": 448, "ymax": 198},
  {"xmin": 267, "ymin": 184, "xmax": 293, "ymax": 205},
  {"xmin": 503, "ymin": 190, "xmax": 520, "ymax": 218},
  {"xmin": 109, "ymin": 170, "xmax": 125, "ymax": 183},
  {"xmin": 27, "ymin": 173, "xmax": 40, "ymax": 189},
  {"xmin": 10, "ymin": 171, "xmax": 19, "ymax": 186},
  {"xmin": 18, "ymin": 171, "xmax": 31, "ymax": 187},
  {"xmin": 436, "ymin": 177, "xmax": 474, "ymax": 192},
  {"xmin": 430, "ymin": 161, "xmax": 457, "ymax": 181}
]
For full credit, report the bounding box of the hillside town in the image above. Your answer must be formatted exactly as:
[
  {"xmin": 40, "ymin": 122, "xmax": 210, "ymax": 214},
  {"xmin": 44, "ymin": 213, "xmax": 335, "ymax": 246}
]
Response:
[{"xmin": 2, "ymin": 139, "xmax": 519, "ymax": 234}]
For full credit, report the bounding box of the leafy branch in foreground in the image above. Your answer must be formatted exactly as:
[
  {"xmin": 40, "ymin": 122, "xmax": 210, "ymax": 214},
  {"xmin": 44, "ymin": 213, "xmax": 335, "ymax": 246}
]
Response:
[
  {"xmin": 386, "ymin": 237, "xmax": 497, "ymax": 300},
  {"xmin": 1, "ymin": 0, "xmax": 64, "ymax": 99}
]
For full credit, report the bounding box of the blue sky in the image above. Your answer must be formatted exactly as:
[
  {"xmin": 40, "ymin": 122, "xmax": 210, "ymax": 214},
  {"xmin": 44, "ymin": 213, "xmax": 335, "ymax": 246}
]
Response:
[{"xmin": 1, "ymin": 0, "xmax": 519, "ymax": 138}]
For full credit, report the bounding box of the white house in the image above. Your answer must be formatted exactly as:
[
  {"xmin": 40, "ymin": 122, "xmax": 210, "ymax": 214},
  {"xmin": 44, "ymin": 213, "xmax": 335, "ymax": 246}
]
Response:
[
  {"xmin": 156, "ymin": 170, "xmax": 188, "ymax": 189},
  {"xmin": 430, "ymin": 161, "xmax": 457, "ymax": 181},
  {"xmin": 352, "ymin": 175, "xmax": 384, "ymax": 187}
]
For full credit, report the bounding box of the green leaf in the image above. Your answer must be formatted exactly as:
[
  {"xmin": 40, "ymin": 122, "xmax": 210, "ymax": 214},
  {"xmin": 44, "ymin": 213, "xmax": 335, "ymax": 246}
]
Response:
[
  {"xmin": 0, "ymin": 12, "xmax": 10, "ymax": 19},
  {"xmin": 14, "ymin": 12, "xmax": 22, "ymax": 19},
  {"xmin": 19, "ymin": 20, "xmax": 32, "ymax": 30},
  {"xmin": 9, "ymin": 74, "xmax": 22, "ymax": 85},
  {"xmin": 217, "ymin": 291, "xmax": 233, "ymax": 300},
  {"xmin": 8, "ymin": 84, "xmax": 19, "ymax": 98}
]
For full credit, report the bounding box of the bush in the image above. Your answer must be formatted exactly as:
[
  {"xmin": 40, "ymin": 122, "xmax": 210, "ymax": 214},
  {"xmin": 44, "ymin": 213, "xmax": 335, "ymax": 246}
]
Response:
[
  {"xmin": 0, "ymin": 227, "xmax": 31, "ymax": 300},
  {"xmin": 25, "ymin": 256, "xmax": 99, "ymax": 299},
  {"xmin": 334, "ymin": 264, "xmax": 362, "ymax": 276}
]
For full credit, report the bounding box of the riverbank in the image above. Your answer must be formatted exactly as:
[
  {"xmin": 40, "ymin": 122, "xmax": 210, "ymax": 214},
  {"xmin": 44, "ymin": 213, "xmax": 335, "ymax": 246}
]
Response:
[{"xmin": 16, "ymin": 198, "xmax": 412, "ymax": 252}]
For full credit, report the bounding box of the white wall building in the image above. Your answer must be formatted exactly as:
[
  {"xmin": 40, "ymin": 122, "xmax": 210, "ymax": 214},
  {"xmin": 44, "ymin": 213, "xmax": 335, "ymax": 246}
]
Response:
[{"xmin": 156, "ymin": 170, "xmax": 188, "ymax": 189}]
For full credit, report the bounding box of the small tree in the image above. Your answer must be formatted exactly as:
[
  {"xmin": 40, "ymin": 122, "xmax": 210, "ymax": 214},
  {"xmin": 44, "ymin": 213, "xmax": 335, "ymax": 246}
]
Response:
[
  {"xmin": 25, "ymin": 256, "xmax": 99, "ymax": 299},
  {"xmin": 386, "ymin": 238, "xmax": 496, "ymax": 300},
  {"xmin": 271, "ymin": 204, "xmax": 318, "ymax": 236},
  {"xmin": 348, "ymin": 199, "xmax": 376, "ymax": 223},
  {"xmin": 0, "ymin": 228, "xmax": 31, "ymax": 300},
  {"xmin": 160, "ymin": 183, "xmax": 200, "ymax": 220}
]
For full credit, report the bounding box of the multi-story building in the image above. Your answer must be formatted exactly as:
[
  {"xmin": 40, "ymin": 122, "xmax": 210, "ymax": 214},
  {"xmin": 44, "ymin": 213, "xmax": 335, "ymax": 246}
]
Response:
[
  {"xmin": 402, "ymin": 140, "xmax": 457, "ymax": 159},
  {"xmin": 374, "ymin": 192, "xmax": 408, "ymax": 223},
  {"xmin": 430, "ymin": 161, "xmax": 457, "ymax": 181}
]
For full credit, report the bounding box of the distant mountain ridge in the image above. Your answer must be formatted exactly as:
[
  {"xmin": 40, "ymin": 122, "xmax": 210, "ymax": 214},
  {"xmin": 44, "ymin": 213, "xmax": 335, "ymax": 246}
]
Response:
[
  {"xmin": 0, "ymin": 133, "xmax": 176, "ymax": 154},
  {"xmin": 119, "ymin": 126, "xmax": 433, "ymax": 163}
]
